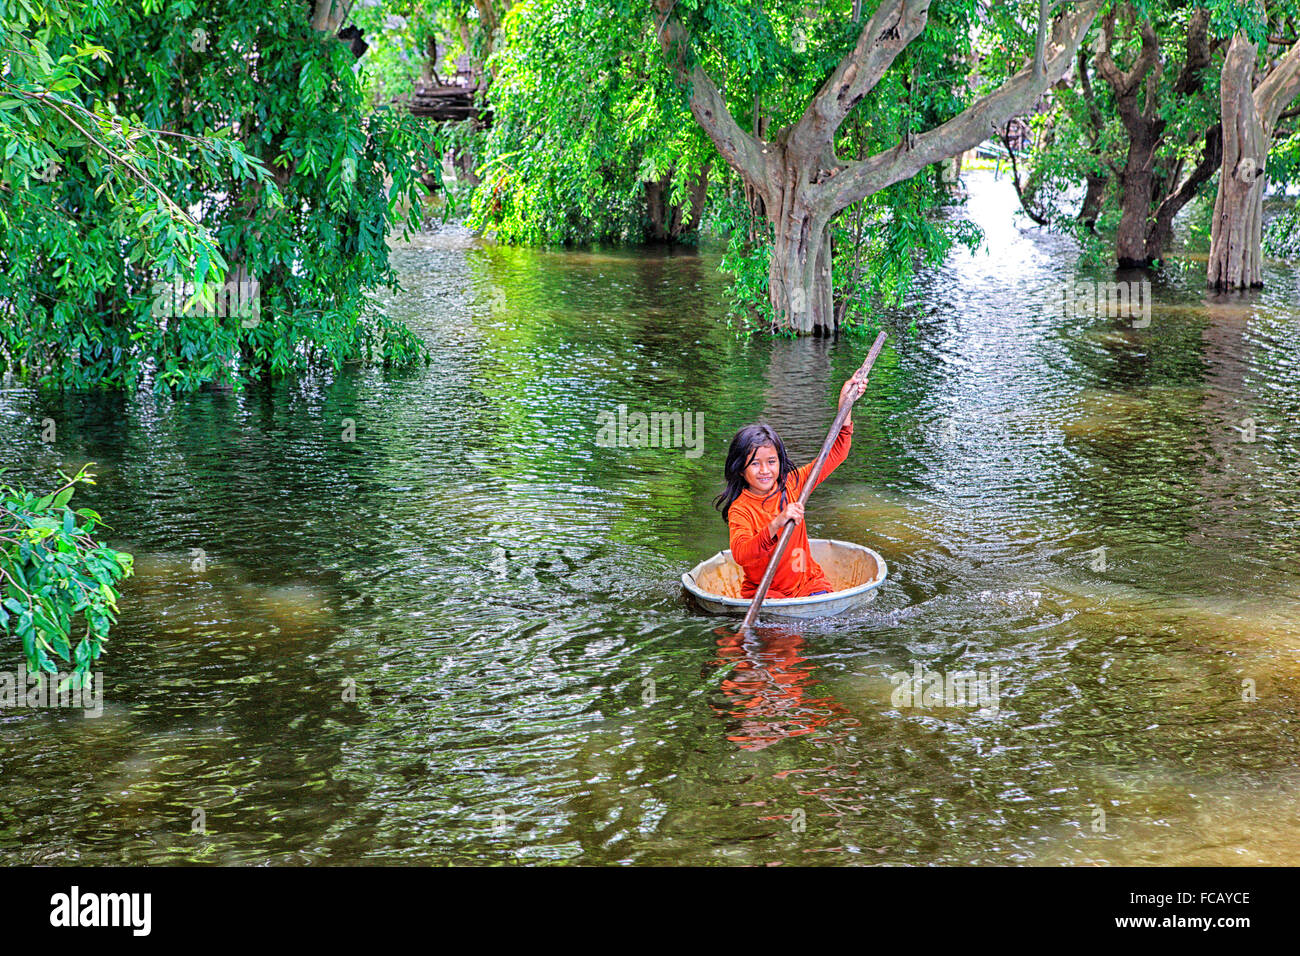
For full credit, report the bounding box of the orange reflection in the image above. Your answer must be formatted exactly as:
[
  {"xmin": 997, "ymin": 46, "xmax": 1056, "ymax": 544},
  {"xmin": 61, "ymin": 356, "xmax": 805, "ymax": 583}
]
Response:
[{"xmin": 709, "ymin": 624, "xmax": 850, "ymax": 751}]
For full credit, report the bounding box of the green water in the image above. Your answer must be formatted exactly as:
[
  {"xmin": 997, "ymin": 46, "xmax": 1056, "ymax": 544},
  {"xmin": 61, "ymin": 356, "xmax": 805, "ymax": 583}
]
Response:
[{"xmin": 3, "ymin": 172, "xmax": 1300, "ymax": 864}]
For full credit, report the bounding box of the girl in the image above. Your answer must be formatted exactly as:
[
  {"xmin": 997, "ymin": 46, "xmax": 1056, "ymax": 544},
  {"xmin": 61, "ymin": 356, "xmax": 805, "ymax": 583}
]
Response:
[{"xmin": 714, "ymin": 373, "xmax": 867, "ymax": 599}]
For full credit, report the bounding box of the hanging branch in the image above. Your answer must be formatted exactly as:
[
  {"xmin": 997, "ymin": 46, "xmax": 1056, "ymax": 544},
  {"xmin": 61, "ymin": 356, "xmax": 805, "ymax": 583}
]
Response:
[{"xmin": 999, "ymin": 122, "xmax": 1049, "ymax": 225}]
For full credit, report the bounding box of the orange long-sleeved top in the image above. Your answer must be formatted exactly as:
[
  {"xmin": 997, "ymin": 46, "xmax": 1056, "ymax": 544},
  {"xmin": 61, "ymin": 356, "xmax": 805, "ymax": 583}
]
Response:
[{"xmin": 727, "ymin": 421, "xmax": 854, "ymax": 599}]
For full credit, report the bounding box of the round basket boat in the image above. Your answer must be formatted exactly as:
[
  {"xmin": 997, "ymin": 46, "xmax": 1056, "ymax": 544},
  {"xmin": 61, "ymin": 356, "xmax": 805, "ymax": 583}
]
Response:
[{"xmin": 681, "ymin": 538, "xmax": 887, "ymax": 619}]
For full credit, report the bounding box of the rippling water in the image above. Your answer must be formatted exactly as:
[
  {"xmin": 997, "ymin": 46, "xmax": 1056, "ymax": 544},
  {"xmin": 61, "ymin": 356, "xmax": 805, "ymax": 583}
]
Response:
[{"xmin": 3, "ymin": 171, "xmax": 1300, "ymax": 865}]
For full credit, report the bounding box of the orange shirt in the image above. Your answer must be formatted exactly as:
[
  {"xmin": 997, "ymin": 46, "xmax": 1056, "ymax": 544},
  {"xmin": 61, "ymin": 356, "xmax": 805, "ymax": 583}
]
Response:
[{"xmin": 727, "ymin": 422, "xmax": 854, "ymax": 599}]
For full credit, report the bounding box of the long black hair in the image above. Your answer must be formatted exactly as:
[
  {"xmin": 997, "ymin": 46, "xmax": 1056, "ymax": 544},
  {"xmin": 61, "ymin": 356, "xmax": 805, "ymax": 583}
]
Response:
[{"xmin": 713, "ymin": 423, "xmax": 797, "ymax": 522}]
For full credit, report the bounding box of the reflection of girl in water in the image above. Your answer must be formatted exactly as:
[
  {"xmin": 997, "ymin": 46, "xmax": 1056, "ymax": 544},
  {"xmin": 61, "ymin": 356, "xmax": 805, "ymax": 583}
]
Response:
[{"xmin": 710, "ymin": 626, "xmax": 850, "ymax": 751}]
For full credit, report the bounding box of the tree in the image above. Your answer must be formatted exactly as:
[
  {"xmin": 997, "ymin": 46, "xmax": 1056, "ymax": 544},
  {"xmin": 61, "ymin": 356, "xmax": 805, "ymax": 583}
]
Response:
[
  {"xmin": 1208, "ymin": 26, "xmax": 1300, "ymax": 288},
  {"xmin": 653, "ymin": 0, "xmax": 1103, "ymax": 333},
  {"xmin": 466, "ymin": 0, "xmax": 714, "ymax": 244},
  {"xmin": 0, "ymin": 0, "xmax": 434, "ymax": 393},
  {"xmin": 1093, "ymin": 4, "xmax": 1223, "ymax": 268}
]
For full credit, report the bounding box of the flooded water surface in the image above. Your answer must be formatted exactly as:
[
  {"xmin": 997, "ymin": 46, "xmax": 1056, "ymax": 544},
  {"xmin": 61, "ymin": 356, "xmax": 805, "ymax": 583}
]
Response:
[{"xmin": 3, "ymin": 172, "xmax": 1300, "ymax": 864}]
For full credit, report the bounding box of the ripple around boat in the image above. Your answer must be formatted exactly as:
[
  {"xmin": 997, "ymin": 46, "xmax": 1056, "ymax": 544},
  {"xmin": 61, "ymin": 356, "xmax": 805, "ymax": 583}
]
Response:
[{"xmin": 682, "ymin": 539, "xmax": 888, "ymax": 618}]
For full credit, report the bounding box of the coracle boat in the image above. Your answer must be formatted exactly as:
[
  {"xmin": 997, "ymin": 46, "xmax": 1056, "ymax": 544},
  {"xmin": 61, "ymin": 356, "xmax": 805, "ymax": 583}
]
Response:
[{"xmin": 682, "ymin": 538, "xmax": 887, "ymax": 619}]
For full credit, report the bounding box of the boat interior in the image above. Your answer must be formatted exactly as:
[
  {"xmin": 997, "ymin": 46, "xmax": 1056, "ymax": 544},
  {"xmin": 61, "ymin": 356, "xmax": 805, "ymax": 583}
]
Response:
[{"xmin": 691, "ymin": 539, "xmax": 881, "ymax": 598}]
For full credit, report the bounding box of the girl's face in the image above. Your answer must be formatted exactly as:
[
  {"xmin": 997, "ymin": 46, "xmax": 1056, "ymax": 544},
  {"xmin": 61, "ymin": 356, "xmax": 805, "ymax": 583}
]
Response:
[{"xmin": 743, "ymin": 444, "xmax": 779, "ymax": 495}]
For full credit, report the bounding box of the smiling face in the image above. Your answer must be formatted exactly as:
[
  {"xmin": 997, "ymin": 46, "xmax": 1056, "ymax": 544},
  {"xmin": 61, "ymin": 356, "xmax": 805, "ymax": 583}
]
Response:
[{"xmin": 743, "ymin": 444, "xmax": 780, "ymax": 495}]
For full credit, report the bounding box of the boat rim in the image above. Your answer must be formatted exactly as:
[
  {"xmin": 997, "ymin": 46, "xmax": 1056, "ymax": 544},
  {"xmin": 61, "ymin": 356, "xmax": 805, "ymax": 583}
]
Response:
[{"xmin": 681, "ymin": 537, "xmax": 888, "ymax": 609}]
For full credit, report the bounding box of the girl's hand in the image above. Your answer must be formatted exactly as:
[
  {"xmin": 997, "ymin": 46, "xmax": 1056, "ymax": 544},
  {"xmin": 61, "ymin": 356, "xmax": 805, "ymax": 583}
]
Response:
[
  {"xmin": 839, "ymin": 371, "xmax": 868, "ymax": 408},
  {"xmin": 769, "ymin": 501, "xmax": 804, "ymax": 538}
]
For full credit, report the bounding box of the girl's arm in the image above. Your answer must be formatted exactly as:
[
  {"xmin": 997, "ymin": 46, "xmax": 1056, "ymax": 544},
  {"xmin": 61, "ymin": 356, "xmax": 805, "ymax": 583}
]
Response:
[
  {"xmin": 837, "ymin": 371, "xmax": 867, "ymax": 427},
  {"xmin": 794, "ymin": 372, "xmax": 866, "ymax": 493},
  {"xmin": 730, "ymin": 510, "xmax": 778, "ymax": 567},
  {"xmin": 795, "ymin": 419, "xmax": 853, "ymax": 494}
]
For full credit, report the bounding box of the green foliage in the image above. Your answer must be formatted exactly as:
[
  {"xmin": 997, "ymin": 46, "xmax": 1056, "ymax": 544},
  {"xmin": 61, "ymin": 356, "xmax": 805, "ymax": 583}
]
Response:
[
  {"xmin": 1267, "ymin": 122, "xmax": 1300, "ymax": 190},
  {"xmin": 1205, "ymin": 0, "xmax": 1272, "ymax": 44},
  {"xmin": 1263, "ymin": 202, "xmax": 1300, "ymax": 258},
  {"xmin": 710, "ymin": 182, "xmax": 774, "ymax": 329},
  {"xmin": 351, "ymin": 3, "xmax": 434, "ymax": 104},
  {"xmin": 834, "ymin": 176, "xmax": 984, "ymax": 330},
  {"xmin": 469, "ymin": 0, "xmax": 712, "ymax": 244},
  {"xmin": 0, "ymin": 0, "xmax": 436, "ymax": 393},
  {"xmin": 0, "ymin": 465, "xmax": 132, "ymax": 686}
]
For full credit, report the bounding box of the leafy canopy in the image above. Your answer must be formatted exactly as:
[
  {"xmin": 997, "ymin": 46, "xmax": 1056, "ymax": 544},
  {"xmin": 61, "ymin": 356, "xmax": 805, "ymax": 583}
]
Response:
[{"xmin": 0, "ymin": 0, "xmax": 438, "ymax": 393}]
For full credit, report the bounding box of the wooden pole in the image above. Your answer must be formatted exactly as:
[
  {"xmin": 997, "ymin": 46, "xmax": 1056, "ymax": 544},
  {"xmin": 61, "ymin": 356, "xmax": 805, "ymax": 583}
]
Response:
[{"xmin": 738, "ymin": 330, "xmax": 887, "ymax": 631}]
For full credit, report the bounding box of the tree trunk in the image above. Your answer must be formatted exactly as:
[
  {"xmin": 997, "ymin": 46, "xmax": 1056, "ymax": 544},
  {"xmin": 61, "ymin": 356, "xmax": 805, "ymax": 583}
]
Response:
[
  {"xmin": 759, "ymin": 158, "xmax": 832, "ymax": 335},
  {"xmin": 684, "ymin": 165, "xmax": 710, "ymax": 234},
  {"xmin": 768, "ymin": 210, "xmax": 834, "ymax": 334},
  {"xmin": 311, "ymin": 0, "xmax": 348, "ymax": 35},
  {"xmin": 643, "ymin": 165, "xmax": 710, "ymax": 241},
  {"xmin": 1208, "ymin": 35, "xmax": 1300, "ymax": 289},
  {"xmin": 1079, "ymin": 171, "xmax": 1108, "ymax": 230},
  {"xmin": 1114, "ymin": 125, "xmax": 1159, "ymax": 266},
  {"xmin": 1208, "ymin": 36, "xmax": 1265, "ymax": 288},
  {"xmin": 1097, "ymin": 9, "xmax": 1220, "ymax": 268}
]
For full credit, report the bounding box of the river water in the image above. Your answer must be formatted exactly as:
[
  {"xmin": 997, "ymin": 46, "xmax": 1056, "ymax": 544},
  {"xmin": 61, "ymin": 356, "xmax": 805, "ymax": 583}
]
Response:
[{"xmin": 3, "ymin": 171, "xmax": 1299, "ymax": 864}]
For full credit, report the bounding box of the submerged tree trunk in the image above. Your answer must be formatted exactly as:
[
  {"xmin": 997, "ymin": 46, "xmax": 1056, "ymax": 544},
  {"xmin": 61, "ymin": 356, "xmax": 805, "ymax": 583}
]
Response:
[
  {"xmin": 1097, "ymin": 8, "xmax": 1218, "ymax": 268},
  {"xmin": 1074, "ymin": 48, "xmax": 1109, "ymax": 232},
  {"xmin": 768, "ymin": 201, "xmax": 834, "ymax": 333},
  {"xmin": 1208, "ymin": 35, "xmax": 1300, "ymax": 290},
  {"xmin": 1079, "ymin": 171, "xmax": 1108, "ymax": 230},
  {"xmin": 1096, "ymin": 14, "xmax": 1164, "ymax": 267},
  {"xmin": 644, "ymin": 165, "xmax": 710, "ymax": 241},
  {"xmin": 1209, "ymin": 36, "xmax": 1264, "ymax": 288},
  {"xmin": 1114, "ymin": 126, "xmax": 1159, "ymax": 266},
  {"xmin": 653, "ymin": 0, "xmax": 1102, "ymax": 333}
]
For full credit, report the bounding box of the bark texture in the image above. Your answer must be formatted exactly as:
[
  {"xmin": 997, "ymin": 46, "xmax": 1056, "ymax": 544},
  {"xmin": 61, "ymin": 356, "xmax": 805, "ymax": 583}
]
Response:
[
  {"xmin": 644, "ymin": 166, "xmax": 711, "ymax": 241},
  {"xmin": 1208, "ymin": 34, "xmax": 1300, "ymax": 289}
]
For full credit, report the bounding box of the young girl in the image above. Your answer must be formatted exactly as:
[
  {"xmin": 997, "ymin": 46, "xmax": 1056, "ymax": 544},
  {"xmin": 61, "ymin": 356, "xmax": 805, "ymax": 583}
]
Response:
[{"xmin": 714, "ymin": 373, "xmax": 867, "ymax": 599}]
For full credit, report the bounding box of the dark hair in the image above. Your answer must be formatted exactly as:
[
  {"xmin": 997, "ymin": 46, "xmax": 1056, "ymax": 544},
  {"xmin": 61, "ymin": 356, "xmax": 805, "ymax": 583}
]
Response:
[{"xmin": 713, "ymin": 423, "xmax": 797, "ymax": 522}]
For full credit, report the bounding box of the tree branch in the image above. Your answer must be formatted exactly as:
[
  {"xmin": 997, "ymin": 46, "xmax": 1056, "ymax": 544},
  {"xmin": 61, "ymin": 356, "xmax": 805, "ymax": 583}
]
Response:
[
  {"xmin": 1152, "ymin": 122, "xmax": 1221, "ymax": 228},
  {"xmin": 1078, "ymin": 47, "xmax": 1104, "ymax": 136},
  {"xmin": 790, "ymin": 0, "xmax": 932, "ymax": 154},
  {"xmin": 1000, "ymin": 125, "xmax": 1049, "ymax": 224},
  {"xmin": 0, "ymin": 81, "xmax": 205, "ymax": 234},
  {"xmin": 1256, "ymin": 37, "xmax": 1300, "ymax": 134},
  {"xmin": 1033, "ymin": 0, "xmax": 1050, "ymax": 80},
  {"xmin": 1095, "ymin": 7, "xmax": 1159, "ymax": 99},
  {"xmin": 652, "ymin": 0, "xmax": 768, "ymax": 199},
  {"xmin": 1172, "ymin": 9, "xmax": 1213, "ymax": 95},
  {"xmin": 812, "ymin": 0, "xmax": 1102, "ymax": 216}
]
